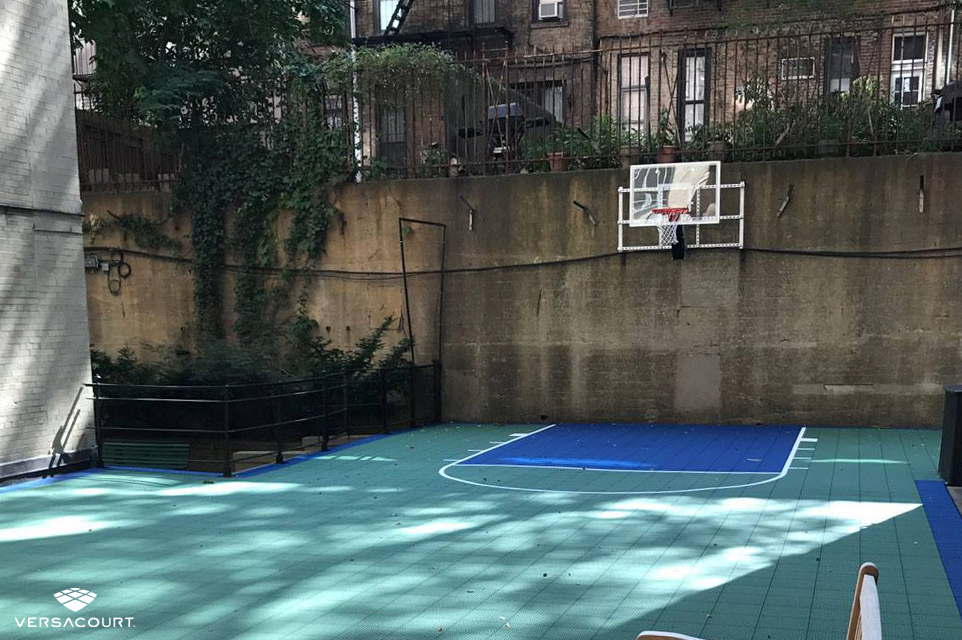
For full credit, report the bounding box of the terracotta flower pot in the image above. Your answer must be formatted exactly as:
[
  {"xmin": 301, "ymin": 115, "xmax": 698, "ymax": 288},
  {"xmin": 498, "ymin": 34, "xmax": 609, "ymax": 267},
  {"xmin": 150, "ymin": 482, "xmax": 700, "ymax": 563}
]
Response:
[
  {"xmin": 548, "ymin": 151, "xmax": 568, "ymax": 172},
  {"xmin": 657, "ymin": 145, "xmax": 678, "ymax": 164}
]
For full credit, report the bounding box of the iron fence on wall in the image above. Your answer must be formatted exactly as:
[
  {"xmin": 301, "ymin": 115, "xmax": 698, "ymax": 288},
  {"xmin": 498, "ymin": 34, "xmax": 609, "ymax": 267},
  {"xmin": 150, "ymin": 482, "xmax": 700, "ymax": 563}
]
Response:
[
  {"xmin": 74, "ymin": 8, "xmax": 962, "ymax": 190},
  {"xmin": 88, "ymin": 363, "xmax": 441, "ymax": 477}
]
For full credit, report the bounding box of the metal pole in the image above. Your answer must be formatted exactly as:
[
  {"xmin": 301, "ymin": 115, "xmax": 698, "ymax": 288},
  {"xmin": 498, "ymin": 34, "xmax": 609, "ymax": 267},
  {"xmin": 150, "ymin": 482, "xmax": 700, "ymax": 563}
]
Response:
[
  {"xmin": 272, "ymin": 383, "xmax": 284, "ymax": 465},
  {"xmin": 434, "ymin": 361, "xmax": 442, "ymax": 423},
  {"xmin": 409, "ymin": 364, "xmax": 417, "ymax": 427},
  {"xmin": 321, "ymin": 377, "xmax": 330, "ymax": 451},
  {"xmin": 380, "ymin": 368, "xmax": 389, "ymax": 433},
  {"xmin": 738, "ymin": 181, "xmax": 746, "ymax": 250},
  {"xmin": 222, "ymin": 386, "xmax": 232, "ymax": 478},
  {"xmin": 92, "ymin": 385, "xmax": 105, "ymax": 468},
  {"xmin": 437, "ymin": 224, "xmax": 447, "ymax": 367},
  {"xmin": 398, "ymin": 218, "xmax": 417, "ymax": 365},
  {"xmin": 341, "ymin": 371, "xmax": 349, "ymax": 439}
]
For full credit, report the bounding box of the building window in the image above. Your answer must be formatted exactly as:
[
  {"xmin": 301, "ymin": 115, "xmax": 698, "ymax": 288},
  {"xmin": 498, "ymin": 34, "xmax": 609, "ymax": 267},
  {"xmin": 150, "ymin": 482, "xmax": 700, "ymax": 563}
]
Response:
[
  {"xmin": 619, "ymin": 54, "xmax": 649, "ymax": 131},
  {"xmin": 379, "ymin": 106, "xmax": 406, "ymax": 144},
  {"xmin": 891, "ymin": 33, "xmax": 927, "ymax": 107},
  {"xmin": 379, "ymin": 0, "xmax": 399, "ymax": 32},
  {"xmin": 538, "ymin": 83, "xmax": 565, "ymax": 124},
  {"xmin": 618, "ymin": 0, "xmax": 649, "ymax": 19},
  {"xmin": 825, "ymin": 37, "xmax": 857, "ymax": 93},
  {"xmin": 512, "ymin": 82, "xmax": 565, "ymax": 125},
  {"xmin": 473, "ymin": 0, "xmax": 496, "ymax": 24},
  {"xmin": 535, "ymin": 0, "xmax": 564, "ymax": 21},
  {"xmin": 323, "ymin": 94, "xmax": 345, "ymax": 129},
  {"xmin": 779, "ymin": 57, "xmax": 816, "ymax": 81},
  {"xmin": 678, "ymin": 50, "xmax": 708, "ymax": 141}
]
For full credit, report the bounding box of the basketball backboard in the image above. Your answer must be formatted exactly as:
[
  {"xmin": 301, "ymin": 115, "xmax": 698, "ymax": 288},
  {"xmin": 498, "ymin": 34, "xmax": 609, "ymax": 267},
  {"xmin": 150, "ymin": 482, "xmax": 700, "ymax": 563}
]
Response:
[
  {"xmin": 617, "ymin": 160, "xmax": 745, "ymax": 253},
  {"xmin": 628, "ymin": 160, "xmax": 721, "ymax": 227}
]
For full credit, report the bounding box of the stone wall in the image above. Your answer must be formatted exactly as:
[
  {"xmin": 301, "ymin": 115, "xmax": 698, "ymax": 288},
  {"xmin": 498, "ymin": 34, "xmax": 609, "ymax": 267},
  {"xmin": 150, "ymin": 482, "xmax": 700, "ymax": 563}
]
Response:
[{"xmin": 84, "ymin": 153, "xmax": 962, "ymax": 428}]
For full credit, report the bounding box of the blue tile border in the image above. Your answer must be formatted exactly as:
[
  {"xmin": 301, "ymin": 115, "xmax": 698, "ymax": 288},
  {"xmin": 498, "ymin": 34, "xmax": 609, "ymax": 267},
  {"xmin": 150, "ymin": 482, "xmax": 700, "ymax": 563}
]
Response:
[
  {"xmin": 235, "ymin": 426, "xmax": 425, "ymax": 478},
  {"xmin": 0, "ymin": 469, "xmax": 100, "ymax": 494},
  {"xmin": 916, "ymin": 480, "xmax": 962, "ymax": 617}
]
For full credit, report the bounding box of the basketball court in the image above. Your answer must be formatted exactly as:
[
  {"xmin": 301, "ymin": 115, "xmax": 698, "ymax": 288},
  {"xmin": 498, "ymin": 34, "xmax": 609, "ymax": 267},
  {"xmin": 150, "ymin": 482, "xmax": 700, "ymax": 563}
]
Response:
[{"xmin": 1, "ymin": 423, "xmax": 960, "ymax": 640}]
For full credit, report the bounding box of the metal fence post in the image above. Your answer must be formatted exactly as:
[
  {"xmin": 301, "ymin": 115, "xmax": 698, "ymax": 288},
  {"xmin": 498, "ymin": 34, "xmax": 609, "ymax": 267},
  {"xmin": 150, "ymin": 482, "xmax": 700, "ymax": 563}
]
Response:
[
  {"xmin": 272, "ymin": 383, "xmax": 284, "ymax": 465},
  {"xmin": 321, "ymin": 377, "xmax": 330, "ymax": 451},
  {"xmin": 409, "ymin": 364, "xmax": 417, "ymax": 428},
  {"xmin": 380, "ymin": 368, "xmax": 389, "ymax": 434},
  {"xmin": 434, "ymin": 361, "xmax": 442, "ymax": 424},
  {"xmin": 92, "ymin": 385, "xmax": 105, "ymax": 468},
  {"xmin": 222, "ymin": 386, "xmax": 233, "ymax": 478},
  {"xmin": 341, "ymin": 371, "xmax": 349, "ymax": 439}
]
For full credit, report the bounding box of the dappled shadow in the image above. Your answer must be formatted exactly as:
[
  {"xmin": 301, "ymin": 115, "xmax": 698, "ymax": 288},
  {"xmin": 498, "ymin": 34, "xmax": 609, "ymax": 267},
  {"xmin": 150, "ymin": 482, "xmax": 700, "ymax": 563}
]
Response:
[{"xmin": 0, "ymin": 426, "xmax": 955, "ymax": 640}]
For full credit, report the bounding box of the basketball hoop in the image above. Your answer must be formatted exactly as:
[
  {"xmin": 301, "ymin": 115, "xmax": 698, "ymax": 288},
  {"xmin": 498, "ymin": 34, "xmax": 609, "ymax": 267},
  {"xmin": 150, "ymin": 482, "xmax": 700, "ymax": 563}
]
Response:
[{"xmin": 652, "ymin": 207, "xmax": 688, "ymax": 246}]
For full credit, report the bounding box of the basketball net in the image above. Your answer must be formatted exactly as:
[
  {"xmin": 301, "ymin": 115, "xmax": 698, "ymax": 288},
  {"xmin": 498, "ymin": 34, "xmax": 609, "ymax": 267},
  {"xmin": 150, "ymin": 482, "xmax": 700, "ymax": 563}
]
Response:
[{"xmin": 653, "ymin": 208, "xmax": 688, "ymax": 246}]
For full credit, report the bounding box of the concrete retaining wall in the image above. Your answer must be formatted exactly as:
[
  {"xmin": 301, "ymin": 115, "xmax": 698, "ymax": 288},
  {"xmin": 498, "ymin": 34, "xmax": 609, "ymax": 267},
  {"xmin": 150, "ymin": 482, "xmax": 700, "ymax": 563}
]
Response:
[{"xmin": 83, "ymin": 154, "xmax": 962, "ymax": 428}]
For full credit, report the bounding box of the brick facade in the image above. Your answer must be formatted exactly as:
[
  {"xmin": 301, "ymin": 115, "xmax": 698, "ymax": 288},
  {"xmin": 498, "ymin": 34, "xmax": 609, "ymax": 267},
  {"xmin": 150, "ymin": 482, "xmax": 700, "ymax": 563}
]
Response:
[
  {"xmin": 351, "ymin": 1, "xmax": 956, "ymax": 168},
  {"xmin": 0, "ymin": 0, "xmax": 94, "ymax": 478}
]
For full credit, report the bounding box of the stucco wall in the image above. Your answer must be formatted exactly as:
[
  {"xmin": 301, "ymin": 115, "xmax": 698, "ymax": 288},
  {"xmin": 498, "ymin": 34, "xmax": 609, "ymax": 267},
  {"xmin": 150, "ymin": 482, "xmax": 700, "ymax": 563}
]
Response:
[{"xmin": 84, "ymin": 153, "xmax": 962, "ymax": 428}]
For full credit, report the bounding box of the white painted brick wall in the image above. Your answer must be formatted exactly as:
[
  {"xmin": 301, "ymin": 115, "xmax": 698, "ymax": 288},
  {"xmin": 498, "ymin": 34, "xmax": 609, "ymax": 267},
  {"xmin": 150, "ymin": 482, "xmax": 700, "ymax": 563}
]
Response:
[
  {"xmin": 0, "ymin": 0, "xmax": 82, "ymax": 214},
  {"xmin": 0, "ymin": 208, "xmax": 93, "ymax": 470},
  {"xmin": 0, "ymin": 1, "xmax": 92, "ymax": 473}
]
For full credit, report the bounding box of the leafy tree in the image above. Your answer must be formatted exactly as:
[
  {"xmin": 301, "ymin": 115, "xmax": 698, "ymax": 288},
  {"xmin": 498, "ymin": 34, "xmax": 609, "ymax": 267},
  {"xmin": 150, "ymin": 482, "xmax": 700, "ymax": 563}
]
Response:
[{"xmin": 70, "ymin": 0, "xmax": 347, "ymax": 133}]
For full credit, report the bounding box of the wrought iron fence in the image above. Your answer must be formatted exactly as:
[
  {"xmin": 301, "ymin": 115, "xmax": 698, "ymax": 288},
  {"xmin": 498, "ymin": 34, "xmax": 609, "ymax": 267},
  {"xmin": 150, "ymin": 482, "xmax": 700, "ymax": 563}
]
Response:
[
  {"xmin": 88, "ymin": 363, "xmax": 441, "ymax": 477},
  {"xmin": 74, "ymin": 7, "xmax": 962, "ymax": 190}
]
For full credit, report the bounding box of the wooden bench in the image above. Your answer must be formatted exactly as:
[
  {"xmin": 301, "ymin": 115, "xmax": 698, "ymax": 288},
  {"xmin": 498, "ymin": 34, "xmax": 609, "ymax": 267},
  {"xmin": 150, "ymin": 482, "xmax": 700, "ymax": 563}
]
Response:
[{"xmin": 637, "ymin": 563, "xmax": 881, "ymax": 640}]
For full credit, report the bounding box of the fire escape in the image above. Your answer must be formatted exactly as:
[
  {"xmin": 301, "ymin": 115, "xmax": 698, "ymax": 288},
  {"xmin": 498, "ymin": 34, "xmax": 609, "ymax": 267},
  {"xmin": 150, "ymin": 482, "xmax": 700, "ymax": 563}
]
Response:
[{"xmin": 354, "ymin": 0, "xmax": 513, "ymax": 49}]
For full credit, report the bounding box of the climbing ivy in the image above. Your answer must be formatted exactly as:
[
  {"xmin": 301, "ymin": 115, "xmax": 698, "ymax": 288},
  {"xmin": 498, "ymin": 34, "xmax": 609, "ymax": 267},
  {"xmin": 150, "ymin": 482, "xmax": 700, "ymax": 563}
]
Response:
[{"xmin": 84, "ymin": 211, "xmax": 181, "ymax": 253}]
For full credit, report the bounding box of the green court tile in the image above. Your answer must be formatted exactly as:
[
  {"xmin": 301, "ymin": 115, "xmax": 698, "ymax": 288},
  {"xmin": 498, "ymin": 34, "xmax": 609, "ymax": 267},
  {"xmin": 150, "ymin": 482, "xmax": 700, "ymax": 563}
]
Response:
[{"xmin": 0, "ymin": 424, "xmax": 957, "ymax": 640}]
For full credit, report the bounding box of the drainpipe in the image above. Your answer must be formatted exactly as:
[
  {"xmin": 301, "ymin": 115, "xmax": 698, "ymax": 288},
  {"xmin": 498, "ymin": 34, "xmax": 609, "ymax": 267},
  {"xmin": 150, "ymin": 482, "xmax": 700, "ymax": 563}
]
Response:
[
  {"xmin": 948, "ymin": 7, "xmax": 957, "ymax": 86},
  {"xmin": 350, "ymin": 0, "xmax": 364, "ymax": 183}
]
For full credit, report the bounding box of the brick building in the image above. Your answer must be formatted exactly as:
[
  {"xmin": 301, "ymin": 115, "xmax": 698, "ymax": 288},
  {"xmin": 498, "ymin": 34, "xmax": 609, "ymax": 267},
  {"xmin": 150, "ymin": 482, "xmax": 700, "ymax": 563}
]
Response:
[
  {"xmin": 348, "ymin": 0, "xmax": 960, "ymax": 171},
  {"xmin": 0, "ymin": 0, "xmax": 94, "ymax": 479}
]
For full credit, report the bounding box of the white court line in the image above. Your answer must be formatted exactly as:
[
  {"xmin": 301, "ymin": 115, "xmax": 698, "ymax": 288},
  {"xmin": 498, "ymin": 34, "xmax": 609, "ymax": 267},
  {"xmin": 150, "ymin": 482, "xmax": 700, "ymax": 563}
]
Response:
[
  {"xmin": 489, "ymin": 441, "xmax": 507, "ymax": 444},
  {"xmin": 792, "ymin": 467, "xmax": 810, "ymax": 470},
  {"xmin": 794, "ymin": 456, "xmax": 812, "ymax": 460},
  {"xmin": 509, "ymin": 433, "xmax": 530, "ymax": 437},
  {"xmin": 801, "ymin": 437, "xmax": 818, "ymax": 442},
  {"xmin": 798, "ymin": 447, "xmax": 815, "ymax": 451},
  {"xmin": 439, "ymin": 426, "xmax": 808, "ymax": 496}
]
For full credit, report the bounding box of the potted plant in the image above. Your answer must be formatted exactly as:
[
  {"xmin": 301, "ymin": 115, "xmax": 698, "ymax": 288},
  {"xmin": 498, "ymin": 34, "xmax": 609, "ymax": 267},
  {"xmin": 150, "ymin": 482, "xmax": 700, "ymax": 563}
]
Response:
[
  {"xmin": 548, "ymin": 151, "xmax": 568, "ymax": 172},
  {"xmin": 655, "ymin": 109, "xmax": 679, "ymax": 163}
]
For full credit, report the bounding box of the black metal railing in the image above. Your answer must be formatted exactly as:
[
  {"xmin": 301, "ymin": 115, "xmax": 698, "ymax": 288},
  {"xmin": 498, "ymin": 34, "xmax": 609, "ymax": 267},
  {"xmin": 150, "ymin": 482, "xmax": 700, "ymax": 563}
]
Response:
[
  {"xmin": 74, "ymin": 7, "xmax": 962, "ymax": 189},
  {"xmin": 87, "ymin": 363, "xmax": 441, "ymax": 477}
]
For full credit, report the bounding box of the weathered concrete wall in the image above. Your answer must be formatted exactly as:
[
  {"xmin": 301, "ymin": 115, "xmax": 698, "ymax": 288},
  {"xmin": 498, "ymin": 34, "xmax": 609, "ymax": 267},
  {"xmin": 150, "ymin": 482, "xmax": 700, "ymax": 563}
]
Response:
[{"xmin": 85, "ymin": 154, "xmax": 962, "ymax": 427}]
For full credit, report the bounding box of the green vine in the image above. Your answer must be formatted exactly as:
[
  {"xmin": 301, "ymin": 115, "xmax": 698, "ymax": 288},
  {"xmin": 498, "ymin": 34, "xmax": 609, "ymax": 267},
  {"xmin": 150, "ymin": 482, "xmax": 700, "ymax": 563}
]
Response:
[{"xmin": 84, "ymin": 211, "xmax": 181, "ymax": 253}]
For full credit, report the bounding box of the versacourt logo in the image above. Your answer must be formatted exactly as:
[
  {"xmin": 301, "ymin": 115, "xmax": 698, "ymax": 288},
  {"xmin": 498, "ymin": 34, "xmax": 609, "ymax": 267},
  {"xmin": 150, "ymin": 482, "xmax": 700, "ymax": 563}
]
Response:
[
  {"xmin": 12, "ymin": 588, "xmax": 135, "ymax": 630},
  {"xmin": 54, "ymin": 589, "xmax": 96, "ymax": 612}
]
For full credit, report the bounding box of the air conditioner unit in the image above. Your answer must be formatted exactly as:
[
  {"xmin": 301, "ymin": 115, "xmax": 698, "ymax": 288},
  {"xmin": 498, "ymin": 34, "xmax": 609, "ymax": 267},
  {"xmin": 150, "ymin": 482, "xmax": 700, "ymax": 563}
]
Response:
[{"xmin": 539, "ymin": 1, "xmax": 561, "ymax": 20}]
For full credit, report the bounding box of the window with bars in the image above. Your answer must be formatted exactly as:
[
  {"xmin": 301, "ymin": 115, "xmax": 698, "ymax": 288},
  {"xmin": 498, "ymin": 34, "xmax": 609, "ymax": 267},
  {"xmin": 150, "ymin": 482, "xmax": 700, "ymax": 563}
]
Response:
[
  {"xmin": 779, "ymin": 57, "xmax": 816, "ymax": 80},
  {"xmin": 618, "ymin": 0, "xmax": 649, "ymax": 18},
  {"xmin": 619, "ymin": 54, "xmax": 649, "ymax": 131},
  {"xmin": 825, "ymin": 37, "xmax": 857, "ymax": 93},
  {"xmin": 678, "ymin": 50, "xmax": 708, "ymax": 141},
  {"xmin": 512, "ymin": 82, "xmax": 565, "ymax": 125},
  {"xmin": 891, "ymin": 33, "xmax": 927, "ymax": 107}
]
